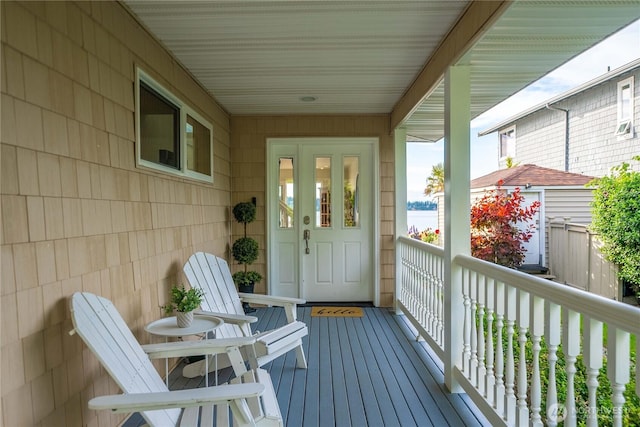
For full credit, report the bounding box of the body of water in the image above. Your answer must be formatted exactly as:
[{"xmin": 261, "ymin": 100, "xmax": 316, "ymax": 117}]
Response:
[{"xmin": 407, "ymin": 210, "xmax": 438, "ymax": 232}]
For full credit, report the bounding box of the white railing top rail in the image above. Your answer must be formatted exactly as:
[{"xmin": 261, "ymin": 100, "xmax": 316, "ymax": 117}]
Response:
[
  {"xmin": 454, "ymin": 254, "xmax": 640, "ymax": 335},
  {"xmin": 398, "ymin": 235, "xmax": 445, "ymax": 257}
]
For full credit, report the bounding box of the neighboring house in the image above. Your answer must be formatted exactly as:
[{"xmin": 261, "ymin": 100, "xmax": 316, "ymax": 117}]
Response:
[
  {"xmin": 479, "ymin": 59, "xmax": 640, "ymax": 177},
  {"xmin": 436, "ymin": 164, "xmax": 594, "ymax": 267}
]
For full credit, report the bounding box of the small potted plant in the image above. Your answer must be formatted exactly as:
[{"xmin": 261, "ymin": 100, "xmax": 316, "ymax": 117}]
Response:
[
  {"xmin": 163, "ymin": 285, "xmax": 204, "ymax": 328},
  {"xmin": 231, "ymin": 201, "xmax": 262, "ymax": 313}
]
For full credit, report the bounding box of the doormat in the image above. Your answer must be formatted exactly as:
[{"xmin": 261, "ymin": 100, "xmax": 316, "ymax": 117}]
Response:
[{"xmin": 311, "ymin": 306, "xmax": 364, "ymax": 317}]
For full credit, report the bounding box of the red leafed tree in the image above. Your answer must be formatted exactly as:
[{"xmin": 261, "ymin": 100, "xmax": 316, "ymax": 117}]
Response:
[{"xmin": 470, "ymin": 181, "xmax": 540, "ymax": 268}]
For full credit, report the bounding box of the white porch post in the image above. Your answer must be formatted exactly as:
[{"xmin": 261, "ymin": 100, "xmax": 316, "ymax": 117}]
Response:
[
  {"xmin": 444, "ymin": 64, "xmax": 471, "ymax": 393},
  {"xmin": 394, "ymin": 127, "xmax": 408, "ymax": 315}
]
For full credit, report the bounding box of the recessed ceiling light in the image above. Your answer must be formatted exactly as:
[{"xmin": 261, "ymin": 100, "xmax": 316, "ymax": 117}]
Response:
[{"xmin": 299, "ymin": 96, "xmax": 317, "ymax": 102}]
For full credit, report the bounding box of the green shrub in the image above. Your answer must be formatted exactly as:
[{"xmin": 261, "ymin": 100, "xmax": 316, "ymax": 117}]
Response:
[
  {"xmin": 231, "ymin": 201, "xmax": 261, "ymax": 293},
  {"xmin": 231, "ymin": 237, "xmax": 259, "ymax": 265},
  {"xmin": 232, "ymin": 271, "xmax": 263, "ymax": 286},
  {"xmin": 232, "ymin": 201, "xmax": 256, "ymax": 224},
  {"xmin": 589, "ymin": 156, "xmax": 640, "ymax": 294}
]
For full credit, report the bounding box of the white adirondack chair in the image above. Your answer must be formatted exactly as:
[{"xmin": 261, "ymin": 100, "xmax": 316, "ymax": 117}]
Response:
[
  {"xmin": 182, "ymin": 252, "xmax": 308, "ymax": 378},
  {"xmin": 69, "ymin": 292, "xmax": 282, "ymax": 427}
]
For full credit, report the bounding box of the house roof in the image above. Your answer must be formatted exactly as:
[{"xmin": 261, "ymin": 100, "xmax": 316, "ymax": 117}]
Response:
[
  {"xmin": 122, "ymin": 1, "xmax": 640, "ymax": 142},
  {"xmin": 479, "ymin": 58, "xmax": 640, "ymax": 136},
  {"xmin": 470, "ymin": 164, "xmax": 594, "ymax": 189}
]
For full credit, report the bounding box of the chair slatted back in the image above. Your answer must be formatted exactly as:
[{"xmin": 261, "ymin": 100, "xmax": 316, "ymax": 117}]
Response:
[
  {"xmin": 70, "ymin": 292, "xmax": 180, "ymax": 426},
  {"xmin": 184, "ymin": 252, "xmax": 246, "ymax": 338}
]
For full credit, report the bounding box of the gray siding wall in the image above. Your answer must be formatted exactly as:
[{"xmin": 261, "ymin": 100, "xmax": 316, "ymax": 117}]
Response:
[
  {"xmin": 543, "ymin": 188, "xmax": 594, "ymax": 266},
  {"xmin": 544, "ymin": 188, "xmax": 594, "ymax": 225},
  {"xmin": 512, "ymin": 112, "xmax": 566, "ymax": 171},
  {"xmin": 501, "ymin": 67, "xmax": 640, "ymax": 177}
]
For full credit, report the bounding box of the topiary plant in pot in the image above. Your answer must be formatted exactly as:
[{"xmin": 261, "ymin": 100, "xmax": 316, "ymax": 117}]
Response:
[{"xmin": 231, "ymin": 201, "xmax": 262, "ymax": 313}]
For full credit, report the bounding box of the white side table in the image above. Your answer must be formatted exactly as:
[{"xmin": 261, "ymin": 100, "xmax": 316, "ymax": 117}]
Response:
[{"xmin": 145, "ymin": 315, "xmax": 223, "ymax": 387}]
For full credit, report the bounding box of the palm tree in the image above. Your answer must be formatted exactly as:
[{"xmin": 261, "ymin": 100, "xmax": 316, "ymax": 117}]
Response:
[
  {"xmin": 505, "ymin": 156, "xmax": 520, "ymax": 168},
  {"xmin": 424, "ymin": 162, "xmax": 444, "ymax": 197}
]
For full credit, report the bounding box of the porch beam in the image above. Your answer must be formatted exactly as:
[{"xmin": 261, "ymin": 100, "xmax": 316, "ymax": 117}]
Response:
[
  {"xmin": 444, "ymin": 64, "xmax": 471, "ymax": 393},
  {"xmin": 389, "ymin": 1, "xmax": 511, "ymax": 131}
]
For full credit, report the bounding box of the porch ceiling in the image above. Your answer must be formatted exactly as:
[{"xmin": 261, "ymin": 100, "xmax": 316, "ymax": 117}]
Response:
[{"xmin": 122, "ymin": 1, "xmax": 639, "ymax": 142}]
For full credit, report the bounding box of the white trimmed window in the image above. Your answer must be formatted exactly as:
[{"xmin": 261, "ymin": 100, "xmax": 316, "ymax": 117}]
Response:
[
  {"xmin": 499, "ymin": 127, "xmax": 516, "ymax": 159},
  {"xmin": 135, "ymin": 68, "xmax": 213, "ymax": 183},
  {"xmin": 615, "ymin": 76, "xmax": 634, "ymax": 137}
]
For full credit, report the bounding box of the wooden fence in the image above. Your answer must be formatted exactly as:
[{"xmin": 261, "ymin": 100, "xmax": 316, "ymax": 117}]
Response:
[{"xmin": 547, "ymin": 219, "xmax": 619, "ymax": 300}]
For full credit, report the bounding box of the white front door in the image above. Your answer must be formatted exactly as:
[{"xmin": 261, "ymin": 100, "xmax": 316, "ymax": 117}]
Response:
[{"xmin": 267, "ymin": 138, "xmax": 376, "ymax": 302}]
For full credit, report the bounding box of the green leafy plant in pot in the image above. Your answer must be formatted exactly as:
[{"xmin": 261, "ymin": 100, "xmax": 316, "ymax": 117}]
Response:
[
  {"xmin": 162, "ymin": 285, "xmax": 204, "ymax": 328},
  {"xmin": 231, "ymin": 201, "xmax": 262, "ymax": 313}
]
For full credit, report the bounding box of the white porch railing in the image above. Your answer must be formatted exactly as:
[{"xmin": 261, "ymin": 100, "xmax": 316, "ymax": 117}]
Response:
[{"xmin": 396, "ymin": 236, "xmax": 640, "ymax": 427}]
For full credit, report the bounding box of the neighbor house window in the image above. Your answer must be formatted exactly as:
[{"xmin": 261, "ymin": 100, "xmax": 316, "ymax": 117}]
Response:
[
  {"xmin": 499, "ymin": 127, "xmax": 516, "ymax": 159},
  {"xmin": 615, "ymin": 76, "xmax": 634, "ymax": 137},
  {"xmin": 136, "ymin": 68, "xmax": 213, "ymax": 182}
]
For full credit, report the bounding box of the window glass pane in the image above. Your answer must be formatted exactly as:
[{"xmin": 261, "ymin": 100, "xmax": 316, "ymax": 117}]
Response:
[
  {"xmin": 344, "ymin": 156, "xmax": 359, "ymax": 227},
  {"xmin": 500, "ymin": 129, "xmax": 515, "ymax": 158},
  {"xmin": 186, "ymin": 114, "xmax": 211, "ymax": 176},
  {"xmin": 139, "ymin": 82, "xmax": 179, "ymax": 169},
  {"xmin": 315, "ymin": 157, "xmax": 331, "ymax": 228},
  {"xmin": 620, "ymin": 84, "xmax": 631, "ymax": 120},
  {"xmin": 278, "ymin": 158, "xmax": 294, "ymax": 228}
]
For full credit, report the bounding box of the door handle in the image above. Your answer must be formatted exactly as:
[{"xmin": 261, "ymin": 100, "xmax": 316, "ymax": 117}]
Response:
[{"xmin": 303, "ymin": 229, "xmax": 310, "ymax": 254}]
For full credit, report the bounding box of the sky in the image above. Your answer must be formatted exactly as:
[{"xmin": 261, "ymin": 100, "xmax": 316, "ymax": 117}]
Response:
[{"xmin": 406, "ymin": 19, "xmax": 640, "ymax": 202}]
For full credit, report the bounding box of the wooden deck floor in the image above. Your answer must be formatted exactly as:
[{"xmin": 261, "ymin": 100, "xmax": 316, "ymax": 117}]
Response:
[{"xmin": 125, "ymin": 306, "xmax": 490, "ymax": 426}]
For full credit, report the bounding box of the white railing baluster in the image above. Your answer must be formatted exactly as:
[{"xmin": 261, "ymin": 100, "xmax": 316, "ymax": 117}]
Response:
[
  {"xmin": 545, "ymin": 302, "xmax": 561, "ymax": 427},
  {"xmin": 427, "ymin": 251, "xmax": 433, "ymax": 337},
  {"xmin": 563, "ymin": 309, "xmax": 580, "ymax": 427},
  {"xmin": 422, "ymin": 249, "xmax": 428, "ymax": 332},
  {"xmin": 415, "ymin": 247, "xmax": 421, "ymax": 322},
  {"xmin": 516, "ymin": 290, "xmax": 530, "ymax": 426},
  {"xmin": 583, "ymin": 316, "xmax": 602, "ymax": 427},
  {"xmin": 494, "ymin": 280, "xmax": 505, "ymax": 417},
  {"xmin": 485, "ymin": 278, "xmax": 495, "ymax": 405},
  {"xmin": 505, "ymin": 284, "xmax": 517, "ymax": 424},
  {"xmin": 530, "ymin": 295, "xmax": 544, "ymax": 427},
  {"xmin": 470, "ymin": 270, "xmax": 478, "ymax": 386},
  {"xmin": 437, "ymin": 256, "xmax": 444, "ymax": 346},
  {"xmin": 607, "ymin": 327, "xmax": 630, "ymax": 427},
  {"xmin": 418, "ymin": 248, "xmax": 424, "ymax": 333},
  {"xmin": 477, "ymin": 274, "xmax": 487, "ymax": 394},
  {"xmin": 463, "ymin": 267, "xmax": 471, "ymax": 376}
]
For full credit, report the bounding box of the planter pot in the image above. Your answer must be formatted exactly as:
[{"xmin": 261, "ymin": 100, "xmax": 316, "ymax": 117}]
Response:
[
  {"xmin": 238, "ymin": 283, "xmax": 256, "ymax": 313},
  {"xmin": 176, "ymin": 311, "xmax": 194, "ymax": 328},
  {"xmin": 238, "ymin": 283, "xmax": 255, "ymax": 293}
]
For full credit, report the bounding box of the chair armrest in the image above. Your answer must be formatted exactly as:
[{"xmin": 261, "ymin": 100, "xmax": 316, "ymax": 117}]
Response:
[
  {"xmin": 88, "ymin": 383, "xmax": 264, "ymax": 413},
  {"xmin": 195, "ymin": 310, "xmax": 258, "ymax": 324},
  {"xmin": 141, "ymin": 337, "xmax": 257, "ymax": 359},
  {"xmin": 238, "ymin": 293, "xmax": 306, "ymax": 307}
]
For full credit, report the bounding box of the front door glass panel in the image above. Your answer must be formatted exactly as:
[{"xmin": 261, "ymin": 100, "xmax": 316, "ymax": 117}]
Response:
[
  {"xmin": 278, "ymin": 157, "xmax": 294, "ymax": 228},
  {"xmin": 343, "ymin": 156, "xmax": 359, "ymax": 227},
  {"xmin": 315, "ymin": 157, "xmax": 331, "ymax": 228}
]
